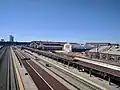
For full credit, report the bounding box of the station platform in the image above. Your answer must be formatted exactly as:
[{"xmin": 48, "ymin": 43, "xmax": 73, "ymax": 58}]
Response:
[
  {"xmin": 74, "ymin": 57, "xmax": 120, "ymax": 77},
  {"xmin": 11, "ymin": 47, "xmax": 38, "ymax": 90}
]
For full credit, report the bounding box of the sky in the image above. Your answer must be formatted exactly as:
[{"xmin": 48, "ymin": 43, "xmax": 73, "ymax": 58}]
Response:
[{"xmin": 0, "ymin": 0, "xmax": 120, "ymax": 43}]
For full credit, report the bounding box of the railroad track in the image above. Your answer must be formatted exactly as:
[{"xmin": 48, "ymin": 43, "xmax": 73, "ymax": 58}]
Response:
[
  {"xmin": 15, "ymin": 48, "xmax": 108, "ymax": 90},
  {"xmin": 15, "ymin": 49, "xmax": 69, "ymax": 90},
  {"xmin": 24, "ymin": 49, "xmax": 105, "ymax": 90},
  {"xmin": 22, "ymin": 47, "xmax": 120, "ymax": 89},
  {"xmin": 22, "ymin": 60, "xmax": 52, "ymax": 90}
]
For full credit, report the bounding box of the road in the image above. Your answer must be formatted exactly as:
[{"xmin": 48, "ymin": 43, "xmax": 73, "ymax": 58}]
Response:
[
  {"xmin": 0, "ymin": 46, "xmax": 19, "ymax": 90},
  {"xmin": 0, "ymin": 47, "xmax": 10, "ymax": 90}
]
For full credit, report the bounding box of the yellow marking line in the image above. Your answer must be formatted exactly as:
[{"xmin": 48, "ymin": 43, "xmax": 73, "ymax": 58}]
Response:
[
  {"xmin": 11, "ymin": 48, "xmax": 24, "ymax": 90},
  {"xmin": 26, "ymin": 61, "xmax": 54, "ymax": 90},
  {"xmin": 40, "ymin": 56, "xmax": 109, "ymax": 90}
]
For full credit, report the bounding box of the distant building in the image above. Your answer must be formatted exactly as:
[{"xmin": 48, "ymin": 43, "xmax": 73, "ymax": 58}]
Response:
[
  {"xmin": 63, "ymin": 43, "xmax": 92, "ymax": 52},
  {"xmin": 29, "ymin": 41, "xmax": 66, "ymax": 50},
  {"xmin": 30, "ymin": 41, "xmax": 63, "ymax": 50},
  {"xmin": 9, "ymin": 35, "xmax": 14, "ymax": 42}
]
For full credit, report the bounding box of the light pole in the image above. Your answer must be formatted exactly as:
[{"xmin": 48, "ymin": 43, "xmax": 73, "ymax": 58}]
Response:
[{"xmin": 96, "ymin": 44, "xmax": 99, "ymax": 59}]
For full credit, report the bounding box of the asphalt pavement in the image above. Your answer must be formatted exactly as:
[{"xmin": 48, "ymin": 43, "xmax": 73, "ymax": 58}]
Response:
[
  {"xmin": 0, "ymin": 47, "xmax": 9, "ymax": 90},
  {"xmin": 0, "ymin": 46, "xmax": 18, "ymax": 90}
]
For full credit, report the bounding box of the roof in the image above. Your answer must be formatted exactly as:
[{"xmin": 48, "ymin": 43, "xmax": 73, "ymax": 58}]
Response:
[
  {"xmin": 86, "ymin": 42, "xmax": 110, "ymax": 45},
  {"xmin": 102, "ymin": 46, "xmax": 120, "ymax": 55},
  {"xmin": 89, "ymin": 46, "xmax": 110, "ymax": 53},
  {"xmin": 31, "ymin": 41, "xmax": 66, "ymax": 44},
  {"xmin": 42, "ymin": 45, "xmax": 63, "ymax": 48},
  {"xmin": 88, "ymin": 45, "xmax": 120, "ymax": 55}
]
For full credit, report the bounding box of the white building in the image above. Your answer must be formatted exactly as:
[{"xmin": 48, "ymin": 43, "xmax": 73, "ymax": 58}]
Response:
[
  {"xmin": 63, "ymin": 42, "xmax": 94, "ymax": 53},
  {"xmin": 63, "ymin": 43, "xmax": 72, "ymax": 52}
]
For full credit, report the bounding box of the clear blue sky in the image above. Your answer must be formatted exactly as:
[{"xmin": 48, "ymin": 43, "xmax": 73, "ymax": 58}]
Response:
[{"xmin": 0, "ymin": 0, "xmax": 120, "ymax": 43}]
